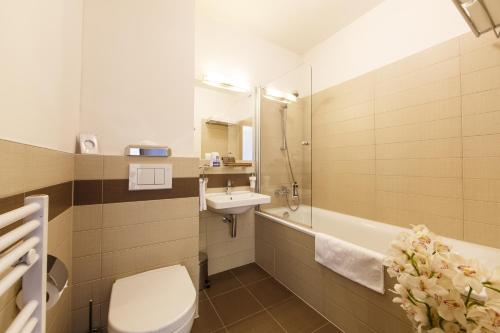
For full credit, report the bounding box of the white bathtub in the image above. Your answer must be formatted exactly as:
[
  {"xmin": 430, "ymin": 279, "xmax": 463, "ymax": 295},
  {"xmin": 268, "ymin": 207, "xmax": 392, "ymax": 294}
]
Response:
[{"xmin": 257, "ymin": 205, "xmax": 500, "ymax": 268}]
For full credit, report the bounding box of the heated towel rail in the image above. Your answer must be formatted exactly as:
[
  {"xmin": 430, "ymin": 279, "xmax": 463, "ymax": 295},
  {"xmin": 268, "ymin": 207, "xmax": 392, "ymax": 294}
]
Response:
[{"xmin": 0, "ymin": 195, "xmax": 48, "ymax": 333}]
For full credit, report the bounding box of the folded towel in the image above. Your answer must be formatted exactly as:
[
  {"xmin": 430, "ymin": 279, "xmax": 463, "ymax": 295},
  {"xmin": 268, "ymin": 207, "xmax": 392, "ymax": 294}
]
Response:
[
  {"xmin": 315, "ymin": 232, "xmax": 385, "ymax": 294},
  {"xmin": 199, "ymin": 178, "xmax": 207, "ymax": 211}
]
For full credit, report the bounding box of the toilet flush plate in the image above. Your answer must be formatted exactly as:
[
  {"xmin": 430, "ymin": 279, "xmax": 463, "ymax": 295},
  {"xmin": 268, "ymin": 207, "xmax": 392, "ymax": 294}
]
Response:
[{"xmin": 129, "ymin": 164, "xmax": 172, "ymax": 190}]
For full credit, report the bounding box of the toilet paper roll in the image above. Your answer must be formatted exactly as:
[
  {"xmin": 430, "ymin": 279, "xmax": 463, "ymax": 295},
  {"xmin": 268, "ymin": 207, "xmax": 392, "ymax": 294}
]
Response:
[{"xmin": 16, "ymin": 280, "xmax": 67, "ymax": 310}]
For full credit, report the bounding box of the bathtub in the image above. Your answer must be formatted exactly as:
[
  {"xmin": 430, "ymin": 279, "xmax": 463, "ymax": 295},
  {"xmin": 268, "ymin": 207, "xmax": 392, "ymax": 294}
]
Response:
[{"xmin": 257, "ymin": 205, "xmax": 500, "ymax": 268}]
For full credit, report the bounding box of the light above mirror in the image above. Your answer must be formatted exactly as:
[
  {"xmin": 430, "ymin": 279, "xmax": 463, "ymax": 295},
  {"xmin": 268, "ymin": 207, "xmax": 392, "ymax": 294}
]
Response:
[
  {"xmin": 263, "ymin": 88, "xmax": 298, "ymax": 104},
  {"xmin": 202, "ymin": 73, "xmax": 250, "ymax": 93}
]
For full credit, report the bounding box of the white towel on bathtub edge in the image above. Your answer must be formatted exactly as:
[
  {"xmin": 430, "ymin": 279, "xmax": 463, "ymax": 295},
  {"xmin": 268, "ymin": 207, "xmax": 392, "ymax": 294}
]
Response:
[{"xmin": 314, "ymin": 232, "xmax": 385, "ymax": 294}]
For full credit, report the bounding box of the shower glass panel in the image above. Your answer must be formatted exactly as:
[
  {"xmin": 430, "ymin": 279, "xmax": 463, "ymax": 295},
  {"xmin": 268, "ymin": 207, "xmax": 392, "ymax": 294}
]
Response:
[{"xmin": 257, "ymin": 65, "xmax": 312, "ymax": 228}]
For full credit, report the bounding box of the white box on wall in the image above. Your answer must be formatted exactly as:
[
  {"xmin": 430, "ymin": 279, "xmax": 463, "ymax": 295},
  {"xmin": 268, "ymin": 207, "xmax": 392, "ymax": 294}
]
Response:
[{"xmin": 129, "ymin": 164, "xmax": 172, "ymax": 191}]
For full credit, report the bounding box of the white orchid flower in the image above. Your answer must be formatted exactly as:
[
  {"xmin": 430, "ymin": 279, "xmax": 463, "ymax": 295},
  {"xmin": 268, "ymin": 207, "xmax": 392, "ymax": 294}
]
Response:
[
  {"xmin": 484, "ymin": 268, "xmax": 500, "ymax": 300},
  {"xmin": 433, "ymin": 240, "xmax": 452, "ymax": 255},
  {"xmin": 437, "ymin": 291, "xmax": 467, "ymax": 326},
  {"xmin": 469, "ymin": 306, "xmax": 500, "ymax": 332},
  {"xmin": 387, "ymin": 226, "xmax": 500, "ymax": 333},
  {"xmin": 486, "ymin": 298, "xmax": 500, "ymax": 314},
  {"xmin": 386, "ymin": 257, "xmax": 416, "ymax": 278},
  {"xmin": 389, "ymin": 236, "xmax": 414, "ymax": 260},
  {"xmin": 441, "ymin": 321, "xmax": 462, "ymax": 333},
  {"xmin": 430, "ymin": 255, "xmax": 456, "ymax": 280},
  {"xmin": 450, "ymin": 254, "xmax": 487, "ymax": 294},
  {"xmin": 399, "ymin": 274, "xmax": 448, "ymax": 301}
]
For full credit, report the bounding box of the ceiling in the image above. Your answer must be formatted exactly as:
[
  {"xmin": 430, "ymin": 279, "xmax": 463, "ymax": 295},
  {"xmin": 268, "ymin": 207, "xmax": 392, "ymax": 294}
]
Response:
[{"xmin": 196, "ymin": 0, "xmax": 384, "ymax": 54}]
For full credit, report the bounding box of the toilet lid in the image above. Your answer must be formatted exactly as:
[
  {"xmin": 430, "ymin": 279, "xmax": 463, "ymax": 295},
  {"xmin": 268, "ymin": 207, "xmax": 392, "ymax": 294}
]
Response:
[{"xmin": 108, "ymin": 265, "xmax": 196, "ymax": 333}]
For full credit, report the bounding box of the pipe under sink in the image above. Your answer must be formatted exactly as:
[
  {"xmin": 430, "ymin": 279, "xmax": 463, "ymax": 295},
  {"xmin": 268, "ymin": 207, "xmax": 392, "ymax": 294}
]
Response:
[{"xmin": 222, "ymin": 214, "xmax": 238, "ymax": 238}]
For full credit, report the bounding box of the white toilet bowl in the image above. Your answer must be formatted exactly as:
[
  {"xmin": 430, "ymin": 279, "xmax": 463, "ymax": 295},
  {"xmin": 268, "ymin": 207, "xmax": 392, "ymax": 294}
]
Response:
[{"xmin": 108, "ymin": 265, "xmax": 197, "ymax": 333}]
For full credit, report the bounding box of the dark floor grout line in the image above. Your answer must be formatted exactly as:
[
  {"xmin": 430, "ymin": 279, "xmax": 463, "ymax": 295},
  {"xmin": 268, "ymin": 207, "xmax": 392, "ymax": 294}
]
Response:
[
  {"xmin": 206, "ymin": 272, "xmax": 271, "ymax": 300},
  {"xmin": 252, "ymin": 262, "xmax": 346, "ymax": 333},
  {"xmin": 270, "ymin": 276, "xmax": 345, "ymax": 333},
  {"xmin": 311, "ymin": 322, "xmax": 331, "ymax": 333},
  {"xmin": 240, "ymin": 275, "xmax": 272, "ymax": 287},
  {"xmin": 229, "ymin": 270, "xmax": 288, "ymax": 332},
  {"xmin": 206, "ymin": 285, "xmax": 244, "ymax": 299},
  {"xmin": 203, "ymin": 289, "xmax": 228, "ymax": 333},
  {"xmin": 222, "ymin": 309, "xmax": 268, "ymax": 331}
]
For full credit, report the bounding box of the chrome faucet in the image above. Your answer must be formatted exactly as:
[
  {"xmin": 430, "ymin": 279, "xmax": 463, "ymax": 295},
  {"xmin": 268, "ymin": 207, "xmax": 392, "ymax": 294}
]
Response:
[{"xmin": 226, "ymin": 179, "xmax": 232, "ymax": 195}]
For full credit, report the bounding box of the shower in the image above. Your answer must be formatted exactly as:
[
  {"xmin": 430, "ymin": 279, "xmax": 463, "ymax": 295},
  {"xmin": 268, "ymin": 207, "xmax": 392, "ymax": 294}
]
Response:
[
  {"xmin": 258, "ymin": 65, "xmax": 312, "ymax": 227},
  {"xmin": 279, "ymin": 103, "xmax": 300, "ymax": 212}
]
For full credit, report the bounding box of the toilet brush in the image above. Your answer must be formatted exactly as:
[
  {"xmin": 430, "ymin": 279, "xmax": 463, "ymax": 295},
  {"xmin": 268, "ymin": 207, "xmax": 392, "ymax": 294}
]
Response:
[{"xmin": 88, "ymin": 299, "xmax": 101, "ymax": 333}]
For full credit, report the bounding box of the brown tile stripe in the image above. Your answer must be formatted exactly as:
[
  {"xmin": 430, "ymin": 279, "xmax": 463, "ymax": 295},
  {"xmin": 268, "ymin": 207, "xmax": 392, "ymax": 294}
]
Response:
[
  {"xmin": 74, "ymin": 180, "xmax": 102, "ymax": 205},
  {"xmin": 206, "ymin": 173, "xmax": 251, "ymax": 188},
  {"xmin": 0, "ymin": 181, "xmax": 73, "ymax": 224},
  {"xmin": 27, "ymin": 181, "xmax": 73, "ymax": 221},
  {"xmin": 0, "ymin": 194, "xmax": 24, "ymax": 216},
  {"xmin": 73, "ymin": 178, "xmax": 199, "ymax": 205},
  {"xmin": 0, "ymin": 194, "xmax": 25, "ymax": 236}
]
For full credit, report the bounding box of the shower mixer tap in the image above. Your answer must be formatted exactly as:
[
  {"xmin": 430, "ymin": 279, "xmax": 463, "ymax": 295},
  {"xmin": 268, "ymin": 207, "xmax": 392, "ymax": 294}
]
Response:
[{"xmin": 292, "ymin": 182, "xmax": 299, "ymax": 198}]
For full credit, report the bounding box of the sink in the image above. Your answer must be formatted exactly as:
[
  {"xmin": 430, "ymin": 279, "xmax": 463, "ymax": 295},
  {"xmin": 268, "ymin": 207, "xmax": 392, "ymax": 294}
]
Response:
[{"xmin": 206, "ymin": 191, "xmax": 271, "ymax": 215}]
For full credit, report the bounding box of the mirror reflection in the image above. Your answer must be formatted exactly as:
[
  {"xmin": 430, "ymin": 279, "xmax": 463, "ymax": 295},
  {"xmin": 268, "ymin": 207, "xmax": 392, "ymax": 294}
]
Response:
[{"xmin": 194, "ymin": 84, "xmax": 253, "ymax": 164}]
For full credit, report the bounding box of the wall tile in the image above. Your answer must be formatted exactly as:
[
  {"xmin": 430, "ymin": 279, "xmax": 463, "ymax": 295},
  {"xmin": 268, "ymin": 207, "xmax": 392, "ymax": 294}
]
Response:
[
  {"xmin": 460, "ymin": 32, "xmax": 499, "ymax": 54},
  {"xmin": 375, "ymin": 57, "xmax": 459, "ymax": 98},
  {"xmin": 462, "ymin": 65, "xmax": 500, "ymax": 95},
  {"xmin": 73, "ymin": 204, "xmax": 103, "ymax": 231},
  {"xmin": 0, "ymin": 140, "xmax": 27, "ymax": 198},
  {"xmin": 307, "ymin": 32, "xmax": 500, "ymax": 248},
  {"xmin": 462, "ymin": 87, "xmax": 500, "ymax": 116},
  {"xmin": 464, "ymin": 221, "xmax": 500, "ymax": 248},
  {"xmin": 375, "ymin": 38, "xmax": 459, "ymax": 83},
  {"xmin": 73, "ymin": 229, "xmax": 102, "ymax": 257},
  {"xmin": 73, "ymin": 254, "xmax": 101, "ymax": 284},
  {"xmin": 75, "ymin": 154, "xmax": 103, "ymax": 180},
  {"xmin": 460, "ymin": 39, "xmax": 500, "ymax": 74},
  {"xmin": 25, "ymin": 145, "xmax": 74, "ymax": 192}
]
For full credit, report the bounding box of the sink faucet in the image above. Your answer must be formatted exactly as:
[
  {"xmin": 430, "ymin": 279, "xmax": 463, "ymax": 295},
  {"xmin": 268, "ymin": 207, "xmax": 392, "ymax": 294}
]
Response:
[{"xmin": 226, "ymin": 179, "xmax": 232, "ymax": 195}]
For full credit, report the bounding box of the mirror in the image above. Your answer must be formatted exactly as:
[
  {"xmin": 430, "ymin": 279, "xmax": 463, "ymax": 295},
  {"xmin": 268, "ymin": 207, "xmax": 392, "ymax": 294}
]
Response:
[{"xmin": 194, "ymin": 84, "xmax": 254, "ymax": 163}]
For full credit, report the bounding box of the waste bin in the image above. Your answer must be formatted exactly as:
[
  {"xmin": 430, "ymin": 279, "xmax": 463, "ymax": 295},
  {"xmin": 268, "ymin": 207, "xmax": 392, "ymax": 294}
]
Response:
[{"xmin": 199, "ymin": 252, "xmax": 210, "ymax": 290}]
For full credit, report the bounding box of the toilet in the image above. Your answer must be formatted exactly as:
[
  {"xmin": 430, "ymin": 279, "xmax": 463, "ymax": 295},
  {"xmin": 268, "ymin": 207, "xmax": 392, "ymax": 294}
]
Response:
[{"xmin": 108, "ymin": 265, "xmax": 197, "ymax": 333}]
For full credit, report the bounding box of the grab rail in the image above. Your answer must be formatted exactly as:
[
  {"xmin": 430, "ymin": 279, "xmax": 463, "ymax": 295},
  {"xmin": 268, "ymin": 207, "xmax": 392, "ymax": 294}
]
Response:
[{"xmin": 0, "ymin": 195, "xmax": 48, "ymax": 333}]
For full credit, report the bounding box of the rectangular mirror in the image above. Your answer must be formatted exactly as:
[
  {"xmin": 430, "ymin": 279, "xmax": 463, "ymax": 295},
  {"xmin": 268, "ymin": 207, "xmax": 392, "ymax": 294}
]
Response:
[{"xmin": 194, "ymin": 84, "xmax": 254, "ymax": 164}]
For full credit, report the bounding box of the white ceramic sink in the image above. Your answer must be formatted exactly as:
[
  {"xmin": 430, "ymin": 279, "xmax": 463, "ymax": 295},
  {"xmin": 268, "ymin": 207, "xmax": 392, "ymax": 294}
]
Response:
[{"xmin": 206, "ymin": 191, "xmax": 271, "ymax": 215}]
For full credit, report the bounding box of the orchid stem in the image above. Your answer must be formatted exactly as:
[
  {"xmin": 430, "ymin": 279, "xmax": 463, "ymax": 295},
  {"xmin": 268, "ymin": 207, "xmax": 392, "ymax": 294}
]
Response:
[
  {"xmin": 465, "ymin": 287, "xmax": 473, "ymax": 306},
  {"xmin": 484, "ymin": 285, "xmax": 500, "ymax": 294}
]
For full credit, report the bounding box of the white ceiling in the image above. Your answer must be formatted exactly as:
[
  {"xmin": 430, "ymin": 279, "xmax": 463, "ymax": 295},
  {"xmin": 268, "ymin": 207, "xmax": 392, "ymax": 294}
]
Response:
[{"xmin": 196, "ymin": 0, "xmax": 384, "ymax": 55}]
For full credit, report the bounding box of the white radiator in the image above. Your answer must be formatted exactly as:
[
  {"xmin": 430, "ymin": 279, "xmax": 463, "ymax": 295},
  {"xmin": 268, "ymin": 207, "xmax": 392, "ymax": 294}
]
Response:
[{"xmin": 0, "ymin": 195, "xmax": 48, "ymax": 333}]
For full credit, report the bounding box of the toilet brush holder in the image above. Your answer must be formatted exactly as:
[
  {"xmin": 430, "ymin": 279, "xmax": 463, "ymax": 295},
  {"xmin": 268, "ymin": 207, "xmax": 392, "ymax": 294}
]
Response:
[{"xmin": 88, "ymin": 299, "xmax": 102, "ymax": 333}]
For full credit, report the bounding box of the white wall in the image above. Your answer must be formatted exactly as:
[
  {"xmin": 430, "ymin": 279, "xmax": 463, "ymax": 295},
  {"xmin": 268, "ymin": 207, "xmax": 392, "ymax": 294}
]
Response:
[
  {"xmin": 0, "ymin": 0, "xmax": 83, "ymax": 153},
  {"xmin": 195, "ymin": 15, "xmax": 303, "ymax": 88},
  {"xmin": 80, "ymin": 0, "xmax": 195, "ymax": 156},
  {"xmin": 305, "ymin": 0, "xmax": 470, "ymax": 93}
]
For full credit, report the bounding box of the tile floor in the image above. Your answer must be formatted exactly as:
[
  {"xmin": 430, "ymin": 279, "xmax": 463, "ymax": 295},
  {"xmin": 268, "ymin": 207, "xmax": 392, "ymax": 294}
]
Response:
[{"xmin": 192, "ymin": 263, "xmax": 342, "ymax": 333}]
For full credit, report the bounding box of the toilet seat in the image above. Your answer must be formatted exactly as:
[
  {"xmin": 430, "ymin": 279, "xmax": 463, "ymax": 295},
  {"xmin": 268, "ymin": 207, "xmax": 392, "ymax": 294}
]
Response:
[{"xmin": 108, "ymin": 265, "xmax": 196, "ymax": 333}]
